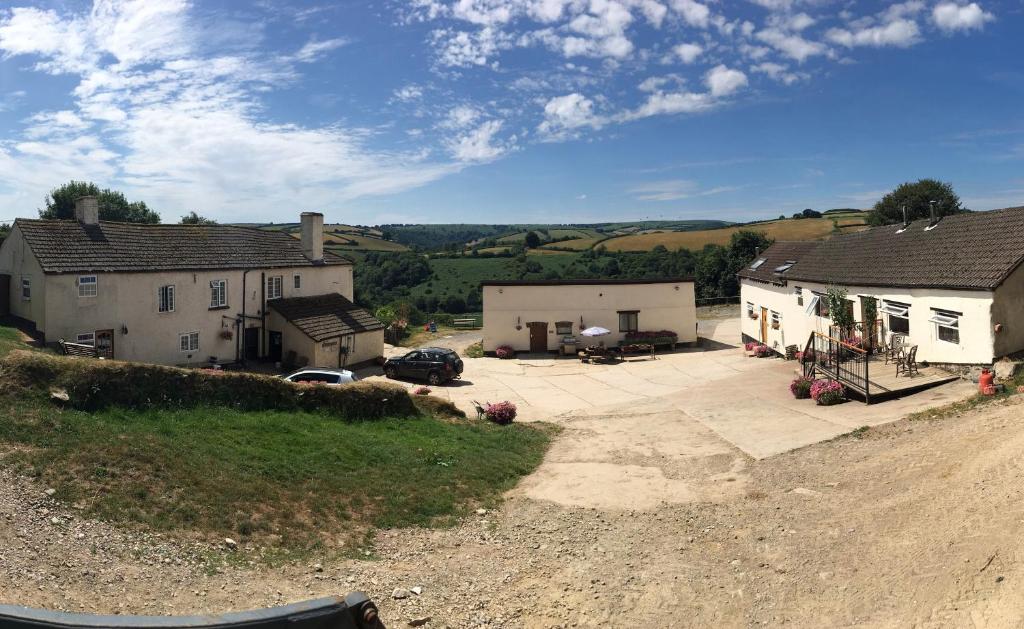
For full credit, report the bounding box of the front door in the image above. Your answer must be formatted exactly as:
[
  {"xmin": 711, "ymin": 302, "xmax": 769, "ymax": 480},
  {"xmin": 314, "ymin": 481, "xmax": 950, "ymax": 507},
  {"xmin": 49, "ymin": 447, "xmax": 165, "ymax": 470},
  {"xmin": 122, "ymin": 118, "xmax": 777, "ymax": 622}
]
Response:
[
  {"xmin": 760, "ymin": 307, "xmax": 768, "ymax": 343},
  {"xmin": 243, "ymin": 327, "xmax": 259, "ymax": 361},
  {"xmin": 528, "ymin": 322, "xmax": 548, "ymax": 353},
  {"xmin": 95, "ymin": 329, "xmax": 114, "ymax": 359},
  {"xmin": 268, "ymin": 331, "xmax": 283, "ymax": 363}
]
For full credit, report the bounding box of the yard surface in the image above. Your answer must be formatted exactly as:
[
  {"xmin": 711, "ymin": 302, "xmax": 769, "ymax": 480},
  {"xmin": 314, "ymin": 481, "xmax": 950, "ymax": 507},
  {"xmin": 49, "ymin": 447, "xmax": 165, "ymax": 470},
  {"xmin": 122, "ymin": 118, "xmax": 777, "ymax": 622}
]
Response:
[{"xmin": 2, "ymin": 317, "xmax": 1022, "ymax": 626}]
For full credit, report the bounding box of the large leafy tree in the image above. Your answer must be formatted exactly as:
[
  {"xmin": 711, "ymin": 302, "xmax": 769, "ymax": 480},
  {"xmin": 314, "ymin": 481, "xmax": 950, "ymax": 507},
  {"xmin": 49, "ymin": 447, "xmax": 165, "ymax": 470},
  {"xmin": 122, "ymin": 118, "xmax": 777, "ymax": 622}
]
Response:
[
  {"xmin": 40, "ymin": 181, "xmax": 160, "ymax": 223},
  {"xmin": 867, "ymin": 179, "xmax": 964, "ymax": 226}
]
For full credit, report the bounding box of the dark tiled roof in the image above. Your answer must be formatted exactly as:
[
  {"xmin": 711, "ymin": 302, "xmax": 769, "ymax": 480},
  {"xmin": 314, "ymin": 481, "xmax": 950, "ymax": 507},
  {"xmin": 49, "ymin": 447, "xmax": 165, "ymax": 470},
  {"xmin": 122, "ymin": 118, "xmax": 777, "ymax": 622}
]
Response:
[
  {"xmin": 739, "ymin": 206, "xmax": 1024, "ymax": 291},
  {"xmin": 268, "ymin": 293, "xmax": 383, "ymax": 341},
  {"xmin": 736, "ymin": 241, "xmax": 820, "ymax": 285},
  {"xmin": 13, "ymin": 219, "xmax": 350, "ymax": 273}
]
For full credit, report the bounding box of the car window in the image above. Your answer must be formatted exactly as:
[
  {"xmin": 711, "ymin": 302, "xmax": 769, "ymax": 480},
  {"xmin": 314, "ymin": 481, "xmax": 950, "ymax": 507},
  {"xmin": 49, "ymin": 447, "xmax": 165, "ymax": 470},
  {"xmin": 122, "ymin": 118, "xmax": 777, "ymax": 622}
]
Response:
[
  {"xmin": 317, "ymin": 373, "xmax": 342, "ymax": 384},
  {"xmin": 289, "ymin": 374, "xmax": 313, "ymax": 383},
  {"xmin": 404, "ymin": 352, "xmax": 420, "ymax": 361}
]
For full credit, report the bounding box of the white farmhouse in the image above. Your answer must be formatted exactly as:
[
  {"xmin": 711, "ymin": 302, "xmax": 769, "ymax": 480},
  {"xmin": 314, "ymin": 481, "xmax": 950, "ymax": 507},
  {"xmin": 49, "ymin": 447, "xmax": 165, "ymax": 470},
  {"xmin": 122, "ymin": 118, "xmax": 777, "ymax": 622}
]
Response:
[
  {"xmin": 481, "ymin": 278, "xmax": 697, "ymax": 353},
  {"xmin": 738, "ymin": 206, "xmax": 1024, "ymax": 366},
  {"xmin": 0, "ymin": 197, "xmax": 383, "ymax": 369}
]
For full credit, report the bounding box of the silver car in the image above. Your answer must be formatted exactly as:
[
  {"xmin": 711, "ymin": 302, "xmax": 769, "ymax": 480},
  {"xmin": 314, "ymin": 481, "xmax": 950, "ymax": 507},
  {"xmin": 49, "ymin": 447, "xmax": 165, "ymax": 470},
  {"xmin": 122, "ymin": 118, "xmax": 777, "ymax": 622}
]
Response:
[{"xmin": 281, "ymin": 368, "xmax": 358, "ymax": 386}]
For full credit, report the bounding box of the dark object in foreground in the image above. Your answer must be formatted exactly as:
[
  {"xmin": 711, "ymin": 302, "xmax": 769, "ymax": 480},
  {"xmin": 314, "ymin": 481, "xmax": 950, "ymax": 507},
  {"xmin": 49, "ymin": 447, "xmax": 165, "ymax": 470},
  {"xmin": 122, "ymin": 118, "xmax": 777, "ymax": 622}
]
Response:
[{"xmin": 0, "ymin": 593, "xmax": 385, "ymax": 629}]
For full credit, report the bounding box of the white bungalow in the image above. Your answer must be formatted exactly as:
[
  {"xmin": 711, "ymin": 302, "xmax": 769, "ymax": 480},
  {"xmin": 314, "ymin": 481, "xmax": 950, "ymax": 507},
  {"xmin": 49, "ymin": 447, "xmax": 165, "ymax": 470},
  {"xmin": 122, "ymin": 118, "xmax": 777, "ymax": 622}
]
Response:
[{"xmin": 738, "ymin": 205, "xmax": 1024, "ymax": 366}]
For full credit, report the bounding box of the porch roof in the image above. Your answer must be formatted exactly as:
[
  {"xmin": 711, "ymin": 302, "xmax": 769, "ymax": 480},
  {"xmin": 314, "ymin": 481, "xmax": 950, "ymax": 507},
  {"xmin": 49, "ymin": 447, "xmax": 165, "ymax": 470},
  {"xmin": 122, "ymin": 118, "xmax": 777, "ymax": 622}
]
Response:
[{"xmin": 268, "ymin": 293, "xmax": 383, "ymax": 342}]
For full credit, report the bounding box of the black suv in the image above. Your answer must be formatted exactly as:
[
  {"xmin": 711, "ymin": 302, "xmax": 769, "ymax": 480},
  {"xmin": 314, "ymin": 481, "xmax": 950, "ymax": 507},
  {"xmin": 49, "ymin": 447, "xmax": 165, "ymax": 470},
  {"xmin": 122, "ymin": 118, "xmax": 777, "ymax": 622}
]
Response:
[{"xmin": 384, "ymin": 348, "xmax": 464, "ymax": 385}]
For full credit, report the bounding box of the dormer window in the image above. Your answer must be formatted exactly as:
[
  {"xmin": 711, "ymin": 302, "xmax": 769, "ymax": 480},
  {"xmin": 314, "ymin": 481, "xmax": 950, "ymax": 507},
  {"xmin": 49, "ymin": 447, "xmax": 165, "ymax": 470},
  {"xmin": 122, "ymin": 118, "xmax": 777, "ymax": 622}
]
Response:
[{"xmin": 750, "ymin": 258, "xmax": 767, "ymax": 270}]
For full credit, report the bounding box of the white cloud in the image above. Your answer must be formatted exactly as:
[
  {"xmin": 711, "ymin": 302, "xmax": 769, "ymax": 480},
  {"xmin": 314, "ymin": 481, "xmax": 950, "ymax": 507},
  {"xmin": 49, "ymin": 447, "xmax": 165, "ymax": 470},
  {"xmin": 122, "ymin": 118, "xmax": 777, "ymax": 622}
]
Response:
[
  {"xmin": 932, "ymin": 2, "xmax": 994, "ymax": 32},
  {"xmin": 441, "ymin": 104, "xmax": 483, "ymax": 129},
  {"xmin": 292, "ymin": 37, "xmax": 350, "ymax": 63},
  {"xmin": 624, "ymin": 90, "xmax": 713, "ymax": 120},
  {"xmin": 669, "ymin": 0, "xmax": 711, "ymax": 28},
  {"xmin": 756, "ymin": 27, "xmax": 828, "ymax": 62},
  {"xmin": 672, "ymin": 42, "xmax": 703, "ymax": 63},
  {"xmin": 446, "ymin": 119, "xmax": 511, "ymax": 162},
  {"xmin": 431, "ymin": 26, "xmax": 510, "ymax": 67},
  {"xmin": 705, "ymin": 65, "xmax": 748, "ymax": 97},
  {"xmin": 393, "ymin": 84, "xmax": 424, "ymax": 102},
  {"xmin": 750, "ymin": 62, "xmax": 806, "ymax": 85},
  {"xmin": 826, "ymin": 19, "xmax": 921, "ymax": 48},
  {"xmin": 628, "ymin": 178, "xmax": 736, "ymax": 201},
  {"xmin": 538, "ymin": 92, "xmax": 604, "ymax": 138}
]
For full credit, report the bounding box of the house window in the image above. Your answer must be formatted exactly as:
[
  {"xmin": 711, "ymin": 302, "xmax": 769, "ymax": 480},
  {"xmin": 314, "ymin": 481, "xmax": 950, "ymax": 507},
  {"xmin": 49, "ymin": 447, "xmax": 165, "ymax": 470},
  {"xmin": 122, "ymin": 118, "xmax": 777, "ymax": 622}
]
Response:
[
  {"xmin": 618, "ymin": 311, "xmax": 639, "ymax": 333},
  {"xmin": 294, "ymin": 274, "xmax": 301, "ymax": 289},
  {"xmin": 267, "ymin": 276, "xmax": 283, "ymax": 300},
  {"xmin": 21, "ymin": 277, "xmax": 30, "ymax": 301},
  {"xmin": 76, "ymin": 332, "xmax": 95, "ymax": 346},
  {"xmin": 746, "ymin": 302, "xmax": 755, "ymax": 317},
  {"xmin": 930, "ymin": 309, "xmax": 960, "ymax": 344},
  {"xmin": 210, "ymin": 279, "xmax": 228, "ymax": 308},
  {"xmin": 811, "ymin": 292, "xmax": 830, "ymax": 318},
  {"xmin": 179, "ymin": 331, "xmax": 199, "ymax": 352},
  {"xmin": 771, "ymin": 311, "xmax": 781, "ymax": 326},
  {"xmin": 795, "ymin": 286, "xmax": 803, "ymax": 306},
  {"xmin": 555, "ymin": 321, "xmax": 573, "ymax": 335},
  {"xmin": 78, "ymin": 275, "xmax": 97, "ymax": 298},
  {"xmin": 881, "ymin": 300, "xmax": 910, "ymax": 335},
  {"xmin": 158, "ymin": 285, "xmax": 175, "ymax": 313}
]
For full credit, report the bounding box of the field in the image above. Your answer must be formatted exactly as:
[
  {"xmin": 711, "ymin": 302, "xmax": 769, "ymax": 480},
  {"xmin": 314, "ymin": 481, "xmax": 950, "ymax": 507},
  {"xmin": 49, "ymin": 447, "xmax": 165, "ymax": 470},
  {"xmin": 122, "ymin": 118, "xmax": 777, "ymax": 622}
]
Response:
[
  {"xmin": 496, "ymin": 228, "xmax": 603, "ymax": 244},
  {"xmin": 408, "ymin": 254, "xmax": 581, "ymax": 304},
  {"xmin": 601, "ymin": 214, "xmax": 868, "ymax": 252}
]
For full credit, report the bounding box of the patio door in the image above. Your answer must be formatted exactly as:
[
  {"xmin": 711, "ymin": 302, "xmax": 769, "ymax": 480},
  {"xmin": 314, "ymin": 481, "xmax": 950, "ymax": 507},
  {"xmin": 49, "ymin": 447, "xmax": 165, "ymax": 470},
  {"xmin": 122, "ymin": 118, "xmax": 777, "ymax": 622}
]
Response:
[
  {"xmin": 760, "ymin": 307, "xmax": 768, "ymax": 343},
  {"xmin": 95, "ymin": 329, "xmax": 114, "ymax": 359},
  {"xmin": 528, "ymin": 322, "xmax": 548, "ymax": 353}
]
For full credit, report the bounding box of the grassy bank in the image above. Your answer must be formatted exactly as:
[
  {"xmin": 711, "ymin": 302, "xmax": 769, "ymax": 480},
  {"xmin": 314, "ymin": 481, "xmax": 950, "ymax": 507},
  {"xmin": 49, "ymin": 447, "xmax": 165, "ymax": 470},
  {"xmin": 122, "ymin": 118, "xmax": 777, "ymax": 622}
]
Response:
[{"xmin": 0, "ymin": 326, "xmax": 554, "ymax": 554}]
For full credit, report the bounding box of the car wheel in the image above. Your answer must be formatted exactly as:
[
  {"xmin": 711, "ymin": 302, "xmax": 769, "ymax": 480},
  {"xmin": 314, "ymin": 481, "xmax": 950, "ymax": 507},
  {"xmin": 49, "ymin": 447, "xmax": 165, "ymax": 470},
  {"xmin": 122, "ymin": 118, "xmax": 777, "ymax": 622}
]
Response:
[
  {"xmin": 428, "ymin": 371, "xmax": 443, "ymax": 386},
  {"xmin": 385, "ymin": 366, "xmax": 397, "ymax": 379}
]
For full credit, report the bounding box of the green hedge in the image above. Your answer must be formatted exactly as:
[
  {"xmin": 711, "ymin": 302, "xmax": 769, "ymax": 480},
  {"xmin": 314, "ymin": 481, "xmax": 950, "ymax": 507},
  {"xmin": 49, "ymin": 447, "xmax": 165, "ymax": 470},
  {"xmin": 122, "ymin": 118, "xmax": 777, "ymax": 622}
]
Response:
[{"xmin": 0, "ymin": 350, "xmax": 417, "ymax": 420}]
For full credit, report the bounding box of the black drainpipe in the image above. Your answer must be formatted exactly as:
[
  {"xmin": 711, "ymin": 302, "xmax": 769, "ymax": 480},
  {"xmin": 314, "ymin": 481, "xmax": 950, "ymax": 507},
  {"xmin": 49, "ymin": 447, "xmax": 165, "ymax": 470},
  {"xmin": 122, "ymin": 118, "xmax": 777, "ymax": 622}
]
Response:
[
  {"xmin": 260, "ymin": 272, "xmax": 266, "ymax": 359},
  {"xmin": 239, "ymin": 269, "xmax": 252, "ymax": 364}
]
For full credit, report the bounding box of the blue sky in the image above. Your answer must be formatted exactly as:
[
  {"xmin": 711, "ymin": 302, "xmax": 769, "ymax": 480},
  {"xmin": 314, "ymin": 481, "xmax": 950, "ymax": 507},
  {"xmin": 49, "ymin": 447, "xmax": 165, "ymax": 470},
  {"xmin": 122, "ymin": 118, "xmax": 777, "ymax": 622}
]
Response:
[{"xmin": 0, "ymin": 0, "xmax": 1020, "ymax": 225}]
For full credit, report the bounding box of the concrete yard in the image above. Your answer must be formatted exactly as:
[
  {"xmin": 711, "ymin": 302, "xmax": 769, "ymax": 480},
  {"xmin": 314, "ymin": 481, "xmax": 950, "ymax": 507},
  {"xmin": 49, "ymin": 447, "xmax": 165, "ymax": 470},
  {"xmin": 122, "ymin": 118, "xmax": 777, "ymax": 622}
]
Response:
[{"xmin": 370, "ymin": 316, "xmax": 975, "ymax": 510}]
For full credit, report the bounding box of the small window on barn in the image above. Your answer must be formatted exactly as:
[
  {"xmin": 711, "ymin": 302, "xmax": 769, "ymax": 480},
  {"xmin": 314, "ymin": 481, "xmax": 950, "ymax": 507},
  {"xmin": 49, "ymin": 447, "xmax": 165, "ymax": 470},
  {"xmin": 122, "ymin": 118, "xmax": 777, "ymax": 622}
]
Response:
[
  {"xmin": 555, "ymin": 321, "xmax": 573, "ymax": 335},
  {"xmin": 882, "ymin": 300, "xmax": 910, "ymax": 336},
  {"xmin": 76, "ymin": 332, "xmax": 95, "ymax": 346},
  {"xmin": 929, "ymin": 309, "xmax": 960, "ymax": 345},
  {"xmin": 618, "ymin": 311, "xmax": 639, "ymax": 333},
  {"xmin": 795, "ymin": 286, "xmax": 804, "ymax": 306},
  {"xmin": 294, "ymin": 274, "xmax": 301, "ymax": 289},
  {"xmin": 21, "ymin": 277, "xmax": 30, "ymax": 301}
]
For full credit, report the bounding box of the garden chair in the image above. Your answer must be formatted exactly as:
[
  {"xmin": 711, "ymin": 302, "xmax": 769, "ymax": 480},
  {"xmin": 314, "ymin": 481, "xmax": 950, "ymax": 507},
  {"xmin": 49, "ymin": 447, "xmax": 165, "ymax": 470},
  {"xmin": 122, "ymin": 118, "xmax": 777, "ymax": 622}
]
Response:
[
  {"xmin": 884, "ymin": 334, "xmax": 905, "ymax": 365},
  {"xmin": 896, "ymin": 345, "xmax": 919, "ymax": 377}
]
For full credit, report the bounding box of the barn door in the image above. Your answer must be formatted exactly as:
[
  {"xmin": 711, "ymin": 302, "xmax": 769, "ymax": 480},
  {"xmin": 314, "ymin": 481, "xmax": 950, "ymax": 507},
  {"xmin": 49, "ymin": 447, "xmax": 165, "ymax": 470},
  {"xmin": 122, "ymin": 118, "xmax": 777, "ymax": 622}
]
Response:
[{"xmin": 528, "ymin": 322, "xmax": 548, "ymax": 353}]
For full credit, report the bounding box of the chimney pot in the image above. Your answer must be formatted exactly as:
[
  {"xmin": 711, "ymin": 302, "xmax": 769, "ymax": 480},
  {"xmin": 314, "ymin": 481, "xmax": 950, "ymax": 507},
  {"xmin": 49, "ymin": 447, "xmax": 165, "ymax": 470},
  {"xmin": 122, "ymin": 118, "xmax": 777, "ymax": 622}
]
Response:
[
  {"xmin": 928, "ymin": 201, "xmax": 938, "ymax": 228},
  {"xmin": 74, "ymin": 196, "xmax": 99, "ymax": 225},
  {"xmin": 300, "ymin": 212, "xmax": 324, "ymax": 262},
  {"xmin": 902, "ymin": 204, "xmax": 909, "ymax": 228}
]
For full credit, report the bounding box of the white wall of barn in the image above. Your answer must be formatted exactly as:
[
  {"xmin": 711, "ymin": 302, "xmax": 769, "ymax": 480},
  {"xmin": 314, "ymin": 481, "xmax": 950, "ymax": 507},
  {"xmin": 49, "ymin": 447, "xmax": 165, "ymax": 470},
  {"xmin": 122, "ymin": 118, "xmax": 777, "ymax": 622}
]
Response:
[{"xmin": 739, "ymin": 278, "xmax": 997, "ymax": 364}]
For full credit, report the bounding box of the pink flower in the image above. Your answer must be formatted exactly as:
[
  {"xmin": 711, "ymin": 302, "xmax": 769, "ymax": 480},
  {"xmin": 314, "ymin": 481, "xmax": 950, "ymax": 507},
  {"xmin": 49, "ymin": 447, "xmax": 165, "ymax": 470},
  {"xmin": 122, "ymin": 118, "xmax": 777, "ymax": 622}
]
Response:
[
  {"xmin": 495, "ymin": 345, "xmax": 515, "ymax": 359},
  {"xmin": 485, "ymin": 401, "xmax": 517, "ymax": 425}
]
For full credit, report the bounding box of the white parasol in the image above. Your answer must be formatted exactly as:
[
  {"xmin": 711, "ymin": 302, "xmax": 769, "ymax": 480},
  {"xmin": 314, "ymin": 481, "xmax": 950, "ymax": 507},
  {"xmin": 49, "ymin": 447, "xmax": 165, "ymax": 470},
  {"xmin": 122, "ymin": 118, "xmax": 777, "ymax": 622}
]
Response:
[{"xmin": 580, "ymin": 326, "xmax": 611, "ymax": 337}]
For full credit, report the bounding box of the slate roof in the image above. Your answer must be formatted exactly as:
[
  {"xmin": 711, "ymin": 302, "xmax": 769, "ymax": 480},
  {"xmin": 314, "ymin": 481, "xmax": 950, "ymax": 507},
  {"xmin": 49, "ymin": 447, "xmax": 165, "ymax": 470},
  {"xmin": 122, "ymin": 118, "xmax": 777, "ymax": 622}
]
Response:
[
  {"xmin": 268, "ymin": 293, "xmax": 383, "ymax": 341},
  {"xmin": 12, "ymin": 219, "xmax": 350, "ymax": 273},
  {"xmin": 736, "ymin": 241, "xmax": 820, "ymax": 286},
  {"xmin": 738, "ymin": 206, "xmax": 1024, "ymax": 291}
]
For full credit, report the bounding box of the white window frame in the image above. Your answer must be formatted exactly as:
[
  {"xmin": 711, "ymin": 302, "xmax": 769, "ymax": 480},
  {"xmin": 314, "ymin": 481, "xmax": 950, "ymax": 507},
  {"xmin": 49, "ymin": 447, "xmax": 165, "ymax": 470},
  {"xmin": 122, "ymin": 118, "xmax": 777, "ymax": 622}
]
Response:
[
  {"xmin": 293, "ymin": 274, "xmax": 301, "ymax": 289},
  {"xmin": 210, "ymin": 279, "xmax": 228, "ymax": 309},
  {"xmin": 882, "ymin": 300, "xmax": 910, "ymax": 335},
  {"xmin": 158, "ymin": 285, "xmax": 175, "ymax": 313},
  {"xmin": 746, "ymin": 302, "xmax": 755, "ymax": 316},
  {"xmin": 795, "ymin": 286, "xmax": 804, "ymax": 306},
  {"xmin": 803, "ymin": 294, "xmax": 820, "ymax": 317},
  {"xmin": 929, "ymin": 309, "xmax": 960, "ymax": 344},
  {"xmin": 78, "ymin": 275, "xmax": 97, "ymax": 298},
  {"xmin": 76, "ymin": 332, "xmax": 95, "ymax": 346},
  {"xmin": 21, "ymin": 276, "xmax": 30, "ymax": 301},
  {"xmin": 771, "ymin": 311, "xmax": 781, "ymax": 325},
  {"xmin": 179, "ymin": 331, "xmax": 199, "ymax": 353},
  {"xmin": 267, "ymin": 276, "xmax": 283, "ymax": 300}
]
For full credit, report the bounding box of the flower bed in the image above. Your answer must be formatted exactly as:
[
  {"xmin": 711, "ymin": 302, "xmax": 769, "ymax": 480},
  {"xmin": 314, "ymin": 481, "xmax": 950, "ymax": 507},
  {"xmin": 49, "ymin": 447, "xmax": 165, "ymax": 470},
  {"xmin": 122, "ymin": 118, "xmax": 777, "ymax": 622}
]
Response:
[
  {"xmin": 790, "ymin": 376, "xmax": 814, "ymax": 399},
  {"xmin": 484, "ymin": 401, "xmax": 517, "ymax": 425},
  {"xmin": 623, "ymin": 331, "xmax": 678, "ymax": 348},
  {"xmin": 495, "ymin": 345, "xmax": 515, "ymax": 359},
  {"xmin": 752, "ymin": 344, "xmax": 772, "ymax": 358},
  {"xmin": 810, "ymin": 379, "xmax": 846, "ymax": 406}
]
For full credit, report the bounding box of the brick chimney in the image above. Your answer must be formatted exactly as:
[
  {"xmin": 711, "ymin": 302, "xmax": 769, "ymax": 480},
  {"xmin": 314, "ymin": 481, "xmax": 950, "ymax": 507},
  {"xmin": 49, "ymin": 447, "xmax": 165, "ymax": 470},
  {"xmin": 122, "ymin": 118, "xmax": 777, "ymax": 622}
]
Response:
[
  {"xmin": 74, "ymin": 196, "xmax": 99, "ymax": 225},
  {"xmin": 300, "ymin": 212, "xmax": 324, "ymax": 262}
]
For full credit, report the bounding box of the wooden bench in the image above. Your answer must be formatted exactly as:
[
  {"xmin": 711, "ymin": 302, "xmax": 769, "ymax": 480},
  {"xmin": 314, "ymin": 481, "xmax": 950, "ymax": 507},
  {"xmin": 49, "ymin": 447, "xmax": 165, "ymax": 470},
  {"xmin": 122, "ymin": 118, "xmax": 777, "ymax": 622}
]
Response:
[
  {"xmin": 58, "ymin": 339, "xmax": 100, "ymax": 358},
  {"xmin": 453, "ymin": 318, "xmax": 478, "ymax": 329}
]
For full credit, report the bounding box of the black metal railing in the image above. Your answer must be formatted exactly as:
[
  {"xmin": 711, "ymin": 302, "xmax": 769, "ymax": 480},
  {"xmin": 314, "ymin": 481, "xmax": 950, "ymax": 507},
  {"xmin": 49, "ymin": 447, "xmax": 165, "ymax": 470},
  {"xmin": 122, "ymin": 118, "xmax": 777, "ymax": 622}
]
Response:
[{"xmin": 802, "ymin": 331, "xmax": 871, "ymax": 403}]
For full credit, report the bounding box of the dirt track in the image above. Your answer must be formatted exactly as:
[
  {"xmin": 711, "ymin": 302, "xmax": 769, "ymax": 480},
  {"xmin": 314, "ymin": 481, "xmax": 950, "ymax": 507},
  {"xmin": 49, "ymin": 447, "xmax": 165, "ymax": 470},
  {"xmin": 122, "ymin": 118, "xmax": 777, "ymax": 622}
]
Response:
[{"xmin": 3, "ymin": 393, "xmax": 1024, "ymax": 627}]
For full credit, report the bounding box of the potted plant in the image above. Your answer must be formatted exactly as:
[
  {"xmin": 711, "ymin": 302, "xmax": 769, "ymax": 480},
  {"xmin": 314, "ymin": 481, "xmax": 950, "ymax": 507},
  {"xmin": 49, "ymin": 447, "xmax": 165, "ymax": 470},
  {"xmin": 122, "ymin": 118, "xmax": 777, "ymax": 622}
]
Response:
[
  {"xmin": 810, "ymin": 380, "xmax": 846, "ymax": 406},
  {"xmin": 495, "ymin": 345, "xmax": 515, "ymax": 359},
  {"xmin": 219, "ymin": 329, "xmax": 233, "ymax": 340},
  {"xmin": 790, "ymin": 376, "xmax": 815, "ymax": 399}
]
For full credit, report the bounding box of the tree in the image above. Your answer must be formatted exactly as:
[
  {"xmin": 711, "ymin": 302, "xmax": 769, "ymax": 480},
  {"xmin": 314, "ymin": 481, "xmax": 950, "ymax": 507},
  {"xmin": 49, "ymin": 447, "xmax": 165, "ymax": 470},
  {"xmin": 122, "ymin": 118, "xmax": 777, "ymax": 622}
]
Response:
[
  {"xmin": 40, "ymin": 181, "xmax": 160, "ymax": 223},
  {"xmin": 180, "ymin": 211, "xmax": 216, "ymax": 225},
  {"xmin": 868, "ymin": 179, "xmax": 964, "ymax": 226},
  {"xmin": 524, "ymin": 231, "xmax": 541, "ymax": 248}
]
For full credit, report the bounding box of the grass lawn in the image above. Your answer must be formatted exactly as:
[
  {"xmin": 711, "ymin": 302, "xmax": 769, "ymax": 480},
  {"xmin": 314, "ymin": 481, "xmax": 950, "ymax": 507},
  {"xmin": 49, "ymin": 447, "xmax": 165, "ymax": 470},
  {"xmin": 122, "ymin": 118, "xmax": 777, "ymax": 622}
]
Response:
[
  {"xmin": 0, "ymin": 397, "xmax": 552, "ymax": 553},
  {"xmin": 0, "ymin": 325, "xmax": 554, "ymax": 555}
]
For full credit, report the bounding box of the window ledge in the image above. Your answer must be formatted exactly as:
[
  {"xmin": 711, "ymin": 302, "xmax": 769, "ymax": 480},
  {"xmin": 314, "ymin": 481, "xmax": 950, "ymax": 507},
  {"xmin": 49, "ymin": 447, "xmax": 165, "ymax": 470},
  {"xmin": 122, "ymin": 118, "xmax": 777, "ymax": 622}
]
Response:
[{"xmin": 208, "ymin": 305, "xmax": 231, "ymax": 311}]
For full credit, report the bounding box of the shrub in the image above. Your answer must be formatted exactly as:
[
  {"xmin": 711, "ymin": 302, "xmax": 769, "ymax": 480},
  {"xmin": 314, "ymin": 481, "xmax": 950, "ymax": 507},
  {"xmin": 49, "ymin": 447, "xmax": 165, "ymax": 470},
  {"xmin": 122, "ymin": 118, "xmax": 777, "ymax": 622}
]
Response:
[
  {"xmin": 790, "ymin": 376, "xmax": 814, "ymax": 399},
  {"xmin": 484, "ymin": 401, "xmax": 517, "ymax": 425},
  {"xmin": 495, "ymin": 345, "xmax": 515, "ymax": 359},
  {"xmin": 624, "ymin": 330, "xmax": 677, "ymax": 341},
  {"xmin": 412, "ymin": 386, "xmax": 431, "ymax": 395},
  {"xmin": 0, "ymin": 351, "xmax": 417, "ymax": 421},
  {"xmin": 810, "ymin": 379, "xmax": 846, "ymax": 406}
]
